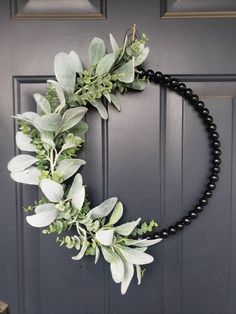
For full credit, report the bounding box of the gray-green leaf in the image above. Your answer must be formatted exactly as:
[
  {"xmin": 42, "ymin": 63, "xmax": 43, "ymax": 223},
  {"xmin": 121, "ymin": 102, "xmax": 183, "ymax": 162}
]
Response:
[
  {"xmin": 8, "ymin": 154, "xmax": 38, "ymax": 172},
  {"xmin": 54, "ymin": 52, "xmax": 76, "ymax": 94},
  {"xmin": 40, "ymin": 179, "xmax": 64, "ymax": 202},
  {"xmin": 110, "ymin": 34, "xmax": 120, "ymax": 59},
  {"xmin": 33, "ymin": 93, "xmax": 51, "ymax": 114},
  {"xmin": 110, "ymin": 93, "xmax": 121, "ymax": 111},
  {"xmin": 112, "ymin": 58, "xmax": 135, "ymax": 83},
  {"xmin": 90, "ymin": 197, "xmax": 118, "ymax": 220},
  {"xmin": 10, "ymin": 166, "xmax": 40, "ymax": 185},
  {"xmin": 56, "ymin": 159, "xmax": 86, "ymax": 181},
  {"xmin": 134, "ymin": 47, "xmax": 149, "ymax": 66},
  {"xmin": 33, "ymin": 113, "xmax": 62, "ymax": 132},
  {"xmin": 109, "ymin": 202, "xmax": 123, "ymax": 225},
  {"xmin": 115, "ymin": 218, "xmax": 141, "ymax": 236},
  {"xmin": 16, "ymin": 132, "xmax": 36, "ymax": 152},
  {"xmin": 89, "ymin": 37, "xmax": 106, "ymax": 65},
  {"xmin": 69, "ymin": 50, "xmax": 83, "ymax": 74},
  {"xmin": 91, "ymin": 100, "xmax": 108, "ymax": 120},
  {"xmin": 58, "ymin": 107, "xmax": 88, "ymax": 133},
  {"xmin": 96, "ymin": 53, "xmax": 115, "ymax": 76}
]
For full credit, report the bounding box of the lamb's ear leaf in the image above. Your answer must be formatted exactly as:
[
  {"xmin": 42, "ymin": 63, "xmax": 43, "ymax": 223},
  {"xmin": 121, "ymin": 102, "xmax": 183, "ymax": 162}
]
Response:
[
  {"xmin": 57, "ymin": 107, "xmax": 88, "ymax": 133},
  {"xmin": 26, "ymin": 206, "xmax": 58, "ymax": 228},
  {"xmin": 90, "ymin": 100, "xmax": 108, "ymax": 120},
  {"xmin": 54, "ymin": 52, "xmax": 76, "ymax": 94},
  {"xmin": 124, "ymin": 238, "xmax": 162, "ymax": 247},
  {"xmin": 110, "ymin": 94, "xmax": 121, "ymax": 111},
  {"xmin": 8, "ymin": 154, "xmax": 38, "ymax": 172},
  {"xmin": 95, "ymin": 246, "xmax": 100, "ymax": 264},
  {"xmin": 95, "ymin": 229, "xmax": 114, "ymax": 246},
  {"xmin": 33, "ymin": 113, "xmax": 62, "ymax": 132},
  {"xmin": 110, "ymin": 253, "xmax": 125, "ymax": 284},
  {"xmin": 40, "ymin": 179, "xmax": 64, "ymax": 202},
  {"xmin": 69, "ymin": 50, "xmax": 83, "ymax": 74},
  {"xmin": 67, "ymin": 173, "xmax": 83, "ymax": 200},
  {"xmin": 16, "ymin": 132, "xmax": 36, "ymax": 152},
  {"xmin": 89, "ymin": 37, "xmax": 106, "ymax": 65},
  {"xmin": 33, "ymin": 93, "xmax": 51, "ymax": 114},
  {"xmin": 134, "ymin": 47, "xmax": 149, "ymax": 66},
  {"xmin": 70, "ymin": 121, "xmax": 89, "ymax": 136},
  {"xmin": 40, "ymin": 131, "xmax": 55, "ymax": 149},
  {"xmin": 96, "ymin": 53, "xmax": 115, "ymax": 76},
  {"xmin": 112, "ymin": 58, "xmax": 134, "ymax": 83},
  {"xmin": 47, "ymin": 80, "xmax": 66, "ymax": 112},
  {"xmin": 110, "ymin": 34, "xmax": 120, "ymax": 59},
  {"xmin": 120, "ymin": 257, "xmax": 134, "ymax": 295},
  {"xmin": 118, "ymin": 246, "xmax": 154, "ymax": 265},
  {"xmin": 72, "ymin": 226, "xmax": 87, "ymax": 260},
  {"xmin": 90, "ymin": 197, "xmax": 118, "ymax": 219},
  {"xmin": 109, "ymin": 202, "xmax": 123, "ymax": 225},
  {"xmin": 10, "ymin": 166, "xmax": 40, "ymax": 185},
  {"xmin": 56, "ymin": 159, "xmax": 86, "ymax": 181},
  {"xmin": 136, "ymin": 265, "xmax": 142, "ymax": 285},
  {"xmin": 115, "ymin": 218, "xmax": 141, "ymax": 236},
  {"xmin": 12, "ymin": 112, "xmax": 39, "ymax": 124},
  {"xmin": 71, "ymin": 186, "xmax": 85, "ymax": 211}
]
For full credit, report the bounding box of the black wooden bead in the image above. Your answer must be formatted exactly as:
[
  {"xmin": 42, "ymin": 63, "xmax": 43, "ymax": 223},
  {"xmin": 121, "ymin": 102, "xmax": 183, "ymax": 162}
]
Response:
[
  {"xmin": 146, "ymin": 69, "xmax": 154, "ymax": 80},
  {"xmin": 189, "ymin": 210, "xmax": 198, "ymax": 219},
  {"xmin": 196, "ymin": 101, "xmax": 205, "ymax": 110},
  {"xmin": 177, "ymin": 82, "xmax": 186, "ymax": 93},
  {"xmin": 154, "ymin": 71, "xmax": 163, "ymax": 83},
  {"xmin": 201, "ymin": 108, "xmax": 209, "ymax": 116},
  {"xmin": 200, "ymin": 197, "xmax": 208, "ymax": 206},
  {"xmin": 185, "ymin": 88, "xmax": 193, "ymax": 98},
  {"xmin": 210, "ymin": 174, "xmax": 219, "ymax": 182},
  {"xmin": 169, "ymin": 78, "xmax": 178, "ymax": 89},
  {"xmin": 207, "ymin": 182, "xmax": 216, "ymax": 190},
  {"xmin": 138, "ymin": 68, "xmax": 146, "ymax": 77},
  {"xmin": 212, "ymin": 165, "xmax": 220, "ymax": 174},
  {"xmin": 176, "ymin": 222, "xmax": 184, "ymax": 230},
  {"xmin": 168, "ymin": 226, "xmax": 177, "ymax": 235},
  {"xmin": 182, "ymin": 216, "xmax": 192, "ymax": 225},
  {"xmin": 211, "ymin": 131, "xmax": 219, "ymax": 140},
  {"xmin": 191, "ymin": 94, "xmax": 199, "ymax": 104},
  {"xmin": 160, "ymin": 230, "xmax": 169, "ymax": 238},
  {"xmin": 212, "ymin": 140, "xmax": 221, "ymax": 148},
  {"xmin": 204, "ymin": 190, "xmax": 212, "ymax": 198},
  {"xmin": 195, "ymin": 204, "xmax": 204, "ymax": 212},
  {"xmin": 213, "ymin": 157, "xmax": 221, "ymax": 165},
  {"xmin": 208, "ymin": 123, "xmax": 217, "ymax": 131},
  {"xmin": 205, "ymin": 115, "xmax": 213, "ymax": 124},
  {"xmin": 213, "ymin": 149, "xmax": 221, "ymax": 157},
  {"xmin": 163, "ymin": 75, "xmax": 171, "ymax": 85}
]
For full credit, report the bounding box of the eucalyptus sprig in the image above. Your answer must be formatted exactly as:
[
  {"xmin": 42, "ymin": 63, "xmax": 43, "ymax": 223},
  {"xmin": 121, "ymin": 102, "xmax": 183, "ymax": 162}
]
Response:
[{"xmin": 8, "ymin": 29, "xmax": 162, "ymax": 294}]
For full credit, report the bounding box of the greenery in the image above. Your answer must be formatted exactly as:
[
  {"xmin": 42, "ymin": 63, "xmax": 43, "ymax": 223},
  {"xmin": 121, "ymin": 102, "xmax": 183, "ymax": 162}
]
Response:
[{"xmin": 8, "ymin": 27, "xmax": 162, "ymax": 294}]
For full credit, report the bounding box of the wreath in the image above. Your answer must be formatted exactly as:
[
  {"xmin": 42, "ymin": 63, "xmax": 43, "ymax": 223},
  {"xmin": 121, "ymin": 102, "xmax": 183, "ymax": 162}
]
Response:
[{"xmin": 8, "ymin": 26, "xmax": 221, "ymax": 295}]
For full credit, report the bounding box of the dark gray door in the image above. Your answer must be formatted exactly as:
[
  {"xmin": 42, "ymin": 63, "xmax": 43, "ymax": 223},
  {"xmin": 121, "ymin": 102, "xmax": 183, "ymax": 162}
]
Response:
[{"xmin": 0, "ymin": 1, "xmax": 236, "ymax": 313}]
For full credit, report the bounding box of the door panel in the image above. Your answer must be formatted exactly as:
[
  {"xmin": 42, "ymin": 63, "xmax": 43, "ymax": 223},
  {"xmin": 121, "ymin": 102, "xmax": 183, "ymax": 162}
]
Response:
[{"xmin": 1, "ymin": 1, "xmax": 236, "ymax": 313}]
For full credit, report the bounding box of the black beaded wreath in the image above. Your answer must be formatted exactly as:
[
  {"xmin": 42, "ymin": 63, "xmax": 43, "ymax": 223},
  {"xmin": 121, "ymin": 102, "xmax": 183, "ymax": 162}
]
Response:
[
  {"xmin": 8, "ymin": 30, "xmax": 221, "ymax": 294},
  {"xmin": 140, "ymin": 69, "xmax": 221, "ymax": 240}
]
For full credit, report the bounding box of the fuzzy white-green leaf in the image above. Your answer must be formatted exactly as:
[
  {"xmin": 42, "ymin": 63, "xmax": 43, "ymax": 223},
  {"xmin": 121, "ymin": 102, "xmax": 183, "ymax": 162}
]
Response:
[
  {"xmin": 110, "ymin": 252, "xmax": 125, "ymax": 284},
  {"xmin": 67, "ymin": 174, "xmax": 83, "ymax": 199},
  {"xmin": 40, "ymin": 179, "xmax": 64, "ymax": 202},
  {"xmin": 136, "ymin": 265, "xmax": 142, "ymax": 285},
  {"xmin": 70, "ymin": 121, "xmax": 89, "ymax": 136},
  {"xmin": 33, "ymin": 93, "xmax": 51, "ymax": 114},
  {"xmin": 16, "ymin": 132, "xmax": 36, "ymax": 152},
  {"xmin": 120, "ymin": 257, "xmax": 134, "ymax": 295},
  {"xmin": 90, "ymin": 197, "xmax": 118, "ymax": 220},
  {"xmin": 8, "ymin": 154, "xmax": 38, "ymax": 172},
  {"xmin": 56, "ymin": 159, "xmax": 86, "ymax": 181},
  {"xmin": 95, "ymin": 246, "xmax": 100, "ymax": 264},
  {"xmin": 47, "ymin": 80, "xmax": 66, "ymax": 113},
  {"xmin": 89, "ymin": 37, "xmax": 106, "ymax": 65},
  {"xmin": 128, "ymin": 79, "xmax": 146, "ymax": 91},
  {"xmin": 113, "ymin": 58, "xmax": 135, "ymax": 83},
  {"xmin": 110, "ymin": 34, "xmax": 120, "ymax": 59},
  {"xmin": 40, "ymin": 131, "xmax": 55, "ymax": 149},
  {"xmin": 91, "ymin": 100, "xmax": 108, "ymax": 120},
  {"xmin": 54, "ymin": 52, "xmax": 76, "ymax": 94},
  {"xmin": 10, "ymin": 166, "xmax": 40, "ymax": 185},
  {"xmin": 13, "ymin": 112, "xmax": 39, "ymax": 124},
  {"xmin": 109, "ymin": 202, "xmax": 123, "ymax": 225},
  {"xmin": 72, "ymin": 226, "xmax": 87, "ymax": 260},
  {"xmin": 134, "ymin": 46, "xmax": 149, "ymax": 66},
  {"xmin": 118, "ymin": 246, "xmax": 154, "ymax": 265},
  {"xmin": 26, "ymin": 205, "xmax": 58, "ymax": 228},
  {"xmin": 95, "ymin": 229, "xmax": 114, "ymax": 246},
  {"xmin": 58, "ymin": 107, "xmax": 88, "ymax": 133},
  {"xmin": 110, "ymin": 93, "xmax": 121, "ymax": 111},
  {"xmin": 33, "ymin": 113, "xmax": 62, "ymax": 132},
  {"xmin": 96, "ymin": 53, "xmax": 115, "ymax": 76},
  {"xmin": 124, "ymin": 238, "xmax": 162, "ymax": 247},
  {"xmin": 72, "ymin": 186, "xmax": 85, "ymax": 211},
  {"xmin": 115, "ymin": 218, "xmax": 141, "ymax": 236},
  {"xmin": 69, "ymin": 50, "xmax": 83, "ymax": 74}
]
